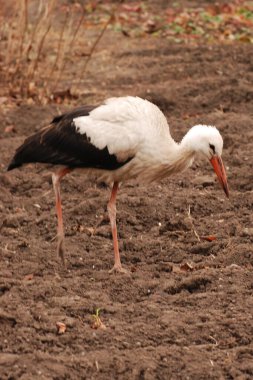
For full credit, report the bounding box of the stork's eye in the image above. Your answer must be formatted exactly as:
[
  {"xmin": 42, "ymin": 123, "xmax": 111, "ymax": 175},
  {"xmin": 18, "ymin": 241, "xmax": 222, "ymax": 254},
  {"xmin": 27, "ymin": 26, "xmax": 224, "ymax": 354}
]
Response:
[{"xmin": 209, "ymin": 144, "xmax": 215, "ymax": 153}]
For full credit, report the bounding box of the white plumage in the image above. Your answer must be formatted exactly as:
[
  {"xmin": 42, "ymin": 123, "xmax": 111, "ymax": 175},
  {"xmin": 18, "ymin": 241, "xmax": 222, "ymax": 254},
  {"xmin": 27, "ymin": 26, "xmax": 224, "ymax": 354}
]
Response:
[
  {"xmin": 8, "ymin": 96, "xmax": 229, "ymax": 273},
  {"xmin": 73, "ymin": 97, "xmax": 183, "ymax": 183},
  {"xmin": 74, "ymin": 96, "xmax": 174, "ymax": 166},
  {"xmin": 73, "ymin": 97, "xmax": 223, "ymax": 184}
]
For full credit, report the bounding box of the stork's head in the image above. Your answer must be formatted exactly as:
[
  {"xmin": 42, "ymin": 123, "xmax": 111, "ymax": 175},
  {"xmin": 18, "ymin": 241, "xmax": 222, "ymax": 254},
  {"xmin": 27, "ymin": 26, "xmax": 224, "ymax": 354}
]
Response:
[{"xmin": 182, "ymin": 125, "xmax": 229, "ymax": 198}]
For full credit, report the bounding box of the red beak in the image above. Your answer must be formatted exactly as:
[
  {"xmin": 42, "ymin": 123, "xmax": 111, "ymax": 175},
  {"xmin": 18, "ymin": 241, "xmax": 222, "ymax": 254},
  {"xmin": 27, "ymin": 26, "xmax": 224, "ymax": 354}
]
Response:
[{"xmin": 210, "ymin": 156, "xmax": 229, "ymax": 198}]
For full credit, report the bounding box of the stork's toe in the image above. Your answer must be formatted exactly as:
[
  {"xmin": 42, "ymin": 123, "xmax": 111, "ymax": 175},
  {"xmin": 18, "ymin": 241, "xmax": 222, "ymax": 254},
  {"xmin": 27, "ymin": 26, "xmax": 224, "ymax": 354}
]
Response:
[
  {"xmin": 109, "ymin": 264, "xmax": 130, "ymax": 275},
  {"xmin": 57, "ymin": 238, "xmax": 66, "ymax": 267}
]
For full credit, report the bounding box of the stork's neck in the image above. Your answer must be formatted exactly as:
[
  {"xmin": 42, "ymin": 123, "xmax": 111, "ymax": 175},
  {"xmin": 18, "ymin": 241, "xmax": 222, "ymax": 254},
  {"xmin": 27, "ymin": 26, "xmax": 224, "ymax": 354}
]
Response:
[
  {"xmin": 142, "ymin": 134, "xmax": 196, "ymax": 182},
  {"xmin": 169, "ymin": 136, "xmax": 196, "ymax": 173},
  {"xmin": 170, "ymin": 127, "xmax": 200, "ymax": 169},
  {"xmin": 169, "ymin": 124, "xmax": 211, "ymax": 172},
  {"xmin": 125, "ymin": 127, "xmax": 200, "ymax": 183}
]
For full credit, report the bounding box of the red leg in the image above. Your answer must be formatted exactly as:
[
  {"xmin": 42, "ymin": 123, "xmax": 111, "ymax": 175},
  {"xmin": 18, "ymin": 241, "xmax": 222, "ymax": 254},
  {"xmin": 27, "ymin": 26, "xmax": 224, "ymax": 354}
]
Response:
[
  {"xmin": 107, "ymin": 182, "xmax": 128, "ymax": 273},
  {"xmin": 52, "ymin": 167, "xmax": 72, "ymax": 265}
]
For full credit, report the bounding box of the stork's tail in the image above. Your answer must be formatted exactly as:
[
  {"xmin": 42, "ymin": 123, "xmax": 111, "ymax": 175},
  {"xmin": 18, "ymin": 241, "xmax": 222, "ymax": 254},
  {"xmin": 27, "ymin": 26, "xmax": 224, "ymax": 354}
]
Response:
[
  {"xmin": 7, "ymin": 159, "xmax": 22, "ymax": 171},
  {"xmin": 7, "ymin": 141, "xmax": 33, "ymax": 171},
  {"xmin": 7, "ymin": 132, "xmax": 46, "ymax": 171}
]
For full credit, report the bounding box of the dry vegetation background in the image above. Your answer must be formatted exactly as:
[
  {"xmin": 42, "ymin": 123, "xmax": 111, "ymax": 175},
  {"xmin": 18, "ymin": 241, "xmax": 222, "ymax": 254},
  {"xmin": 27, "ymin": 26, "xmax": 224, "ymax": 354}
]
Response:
[{"xmin": 0, "ymin": 0, "xmax": 252, "ymax": 103}]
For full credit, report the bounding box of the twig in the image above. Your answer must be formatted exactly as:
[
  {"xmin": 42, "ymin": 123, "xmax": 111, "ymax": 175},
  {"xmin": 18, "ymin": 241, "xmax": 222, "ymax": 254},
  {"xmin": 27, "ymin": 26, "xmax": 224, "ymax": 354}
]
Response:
[
  {"xmin": 19, "ymin": 1, "xmax": 48, "ymax": 94},
  {"xmin": 187, "ymin": 205, "xmax": 200, "ymax": 242},
  {"xmin": 30, "ymin": 0, "xmax": 55, "ymax": 79},
  {"xmin": 49, "ymin": 7, "xmax": 70, "ymax": 79},
  {"xmin": 24, "ymin": 0, "xmax": 56, "ymax": 94},
  {"xmin": 19, "ymin": 0, "xmax": 28, "ymax": 59},
  {"xmin": 5, "ymin": 2, "xmax": 19, "ymax": 81},
  {"xmin": 29, "ymin": 22, "xmax": 52, "ymax": 82},
  {"xmin": 81, "ymin": 13, "xmax": 114, "ymax": 77},
  {"xmin": 2, "ymin": 244, "xmax": 16, "ymax": 254},
  {"xmin": 9, "ymin": 1, "xmax": 28, "ymax": 88},
  {"xmin": 73, "ymin": 2, "xmax": 123, "ymax": 92},
  {"xmin": 24, "ymin": 3, "xmax": 44, "ymax": 63},
  {"xmin": 51, "ymin": 8, "xmax": 75, "ymax": 92},
  {"xmin": 51, "ymin": 5, "xmax": 86, "ymax": 92},
  {"xmin": 5, "ymin": 21, "xmax": 14, "ymax": 68}
]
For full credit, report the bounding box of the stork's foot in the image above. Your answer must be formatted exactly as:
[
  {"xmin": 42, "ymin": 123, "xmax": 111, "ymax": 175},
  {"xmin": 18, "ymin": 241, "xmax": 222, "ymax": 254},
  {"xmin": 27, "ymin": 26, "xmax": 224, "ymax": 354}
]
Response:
[{"xmin": 109, "ymin": 264, "xmax": 130, "ymax": 275}]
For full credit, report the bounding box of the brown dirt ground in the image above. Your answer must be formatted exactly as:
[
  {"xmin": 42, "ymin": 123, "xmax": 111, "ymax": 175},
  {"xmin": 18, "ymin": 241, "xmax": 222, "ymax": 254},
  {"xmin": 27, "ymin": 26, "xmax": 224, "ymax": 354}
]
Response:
[{"xmin": 1, "ymin": 4, "xmax": 253, "ymax": 380}]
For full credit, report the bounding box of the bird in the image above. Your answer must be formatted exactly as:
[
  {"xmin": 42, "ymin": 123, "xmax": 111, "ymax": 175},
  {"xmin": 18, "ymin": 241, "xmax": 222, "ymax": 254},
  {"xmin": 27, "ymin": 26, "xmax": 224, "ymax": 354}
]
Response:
[{"xmin": 7, "ymin": 96, "xmax": 229, "ymax": 273}]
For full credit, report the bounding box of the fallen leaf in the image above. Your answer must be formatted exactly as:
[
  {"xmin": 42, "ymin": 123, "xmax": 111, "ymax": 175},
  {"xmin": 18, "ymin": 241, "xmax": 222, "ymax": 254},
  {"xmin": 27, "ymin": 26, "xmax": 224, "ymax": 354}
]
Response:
[
  {"xmin": 56, "ymin": 322, "xmax": 66, "ymax": 335},
  {"xmin": 144, "ymin": 20, "xmax": 157, "ymax": 34},
  {"xmin": 28, "ymin": 82, "xmax": 35, "ymax": 94},
  {"xmin": 122, "ymin": 5, "xmax": 142, "ymax": 13},
  {"xmin": 4, "ymin": 125, "xmax": 16, "ymax": 133},
  {"xmin": 180, "ymin": 262, "xmax": 194, "ymax": 272},
  {"xmin": 23, "ymin": 274, "xmax": 34, "ymax": 281},
  {"xmin": 84, "ymin": 226, "xmax": 95, "ymax": 235},
  {"xmin": 201, "ymin": 235, "xmax": 217, "ymax": 242}
]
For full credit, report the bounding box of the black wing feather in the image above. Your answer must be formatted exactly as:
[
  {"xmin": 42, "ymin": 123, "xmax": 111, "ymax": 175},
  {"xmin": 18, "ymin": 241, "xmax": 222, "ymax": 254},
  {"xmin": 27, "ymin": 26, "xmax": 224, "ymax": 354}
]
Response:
[
  {"xmin": 7, "ymin": 105, "xmax": 133, "ymax": 171},
  {"xmin": 51, "ymin": 105, "xmax": 96, "ymax": 124}
]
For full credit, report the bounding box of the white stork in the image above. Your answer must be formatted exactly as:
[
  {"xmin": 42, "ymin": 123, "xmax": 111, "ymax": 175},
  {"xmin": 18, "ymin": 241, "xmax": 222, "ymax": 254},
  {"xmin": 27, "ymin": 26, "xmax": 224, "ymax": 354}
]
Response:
[{"xmin": 8, "ymin": 96, "xmax": 229, "ymax": 273}]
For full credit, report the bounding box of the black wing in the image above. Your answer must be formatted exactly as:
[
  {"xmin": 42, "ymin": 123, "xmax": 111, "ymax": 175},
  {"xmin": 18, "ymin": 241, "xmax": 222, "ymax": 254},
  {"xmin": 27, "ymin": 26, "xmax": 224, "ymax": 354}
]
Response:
[{"xmin": 7, "ymin": 105, "xmax": 133, "ymax": 171}]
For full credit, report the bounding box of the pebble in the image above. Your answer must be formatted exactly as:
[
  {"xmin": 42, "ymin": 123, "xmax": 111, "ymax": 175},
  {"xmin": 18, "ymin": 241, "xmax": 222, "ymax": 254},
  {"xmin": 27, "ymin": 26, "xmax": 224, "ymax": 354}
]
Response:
[
  {"xmin": 192, "ymin": 175, "xmax": 215, "ymax": 187},
  {"xmin": 242, "ymin": 228, "xmax": 253, "ymax": 237}
]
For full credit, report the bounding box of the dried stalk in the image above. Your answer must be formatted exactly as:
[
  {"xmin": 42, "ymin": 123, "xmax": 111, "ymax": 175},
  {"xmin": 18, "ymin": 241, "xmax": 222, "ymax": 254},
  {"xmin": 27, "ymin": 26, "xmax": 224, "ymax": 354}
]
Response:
[
  {"xmin": 187, "ymin": 205, "xmax": 201, "ymax": 242},
  {"xmin": 5, "ymin": 22, "xmax": 14, "ymax": 67},
  {"xmin": 19, "ymin": 0, "xmax": 28, "ymax": 59},
  {"xmin": 10, "ymin": 0, "xmax": 29, "ymax": 88},
  {"xmin": 4, "ymin": 0, "xmax": 19, "ymax": 64},
  {"xmin": 81, "ymin": 13, "xmax": 114, "ymax": 77},
  {"xmin": 2, "ymin": 0, "xmax": 123, "ymax": 101},
  {"xmin": 24, "ymin": 0, "xmax": 55, "ymax": 63},
  {"xmin": 24, "ymin": 6, "xmax": 43, "ymax": 63},
  {"xmin": 21, "ymin": 0, "xmax": 56, "ymax": 93},
  {"xmin": 5, "ymin": 3, "xmax": 21, "ymax": 84},
  {"xmin": 50, "ymin": 9, "xmax": 75, "ymax": 92},
  {"xmin": 19, "ymin": 2, "xmax": 47, "ymax": 93},
  {"xmin": 29, "ymin": 23, "xmax": 52, "ymax": 82},
  {"xmin": 49, "ymin": 7, "xmax": 70, "ymax": 78},
  {"xmin": 69, "ymin": 6, "xmax": 86, "ymax": 50},
  {"xmin": 73, "ymin": 3, "xmax": 122, "ymax": 92},
  {"xmin": 53, "ymin": 5, "xmax": 86, "ymax": 88}
]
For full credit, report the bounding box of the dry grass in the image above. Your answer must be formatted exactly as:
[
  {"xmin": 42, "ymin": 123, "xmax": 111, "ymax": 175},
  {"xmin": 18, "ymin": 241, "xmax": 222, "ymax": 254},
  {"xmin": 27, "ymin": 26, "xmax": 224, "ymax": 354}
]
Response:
[{"xmin": 0, "ymin": 0, "xmax": 115, "ymax": 104}]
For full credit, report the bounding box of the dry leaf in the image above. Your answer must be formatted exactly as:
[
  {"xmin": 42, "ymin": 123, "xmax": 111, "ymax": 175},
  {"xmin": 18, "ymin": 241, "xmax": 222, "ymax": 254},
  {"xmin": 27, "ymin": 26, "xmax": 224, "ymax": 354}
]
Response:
[
  {"xmin": 23, "ymin": 274, "xmax": 34, "ymax": 281},
  {"xmin": 180, "ymin": 262, "xmax": 194, "ymax": 272},
  {"xmin": 144, "ymin": 20, "xmax": 158, "ymax": 34},
  {"xmin": 122, "ymin": 5, "xmax": 142, "ymax": 12},
  {"xmin": 85, "ymin": 227, "xmax": 95, "ymax": 235},
  {"xmin": 4, "ymin": 125, "xmax": 16, "ymax": 133},
  {"xmin": 201, "ymin": 235, "xmax": 217, "ymax": 242},
  {"xmin": 56, "ymin": 322, "xmax": 66, "ymax": 335}
]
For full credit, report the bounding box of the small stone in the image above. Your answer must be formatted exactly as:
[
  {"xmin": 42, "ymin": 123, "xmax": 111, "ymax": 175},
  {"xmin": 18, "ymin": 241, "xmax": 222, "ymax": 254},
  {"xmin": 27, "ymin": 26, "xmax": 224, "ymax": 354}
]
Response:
[
  {"xmin": 192, "ymin": 175, "xmax": 215, "ymax": 187},
  {"xmin": 242, "ymin": 228, "xmax": 253, "ymax": 237}
]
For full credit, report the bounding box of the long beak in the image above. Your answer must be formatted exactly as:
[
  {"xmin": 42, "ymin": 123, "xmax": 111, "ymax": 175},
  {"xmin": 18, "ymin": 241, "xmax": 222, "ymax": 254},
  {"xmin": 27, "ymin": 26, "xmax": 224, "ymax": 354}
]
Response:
[{"xmin": 210, "ymin": 156, "xmax": 229, "ymax": 198}]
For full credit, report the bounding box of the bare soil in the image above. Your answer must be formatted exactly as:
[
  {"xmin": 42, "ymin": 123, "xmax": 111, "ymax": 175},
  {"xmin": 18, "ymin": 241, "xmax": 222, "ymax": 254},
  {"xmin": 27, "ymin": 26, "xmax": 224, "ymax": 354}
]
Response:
[{"xmin": 0, "ymin": 7, "xmax": 253, "ymax": 380}]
